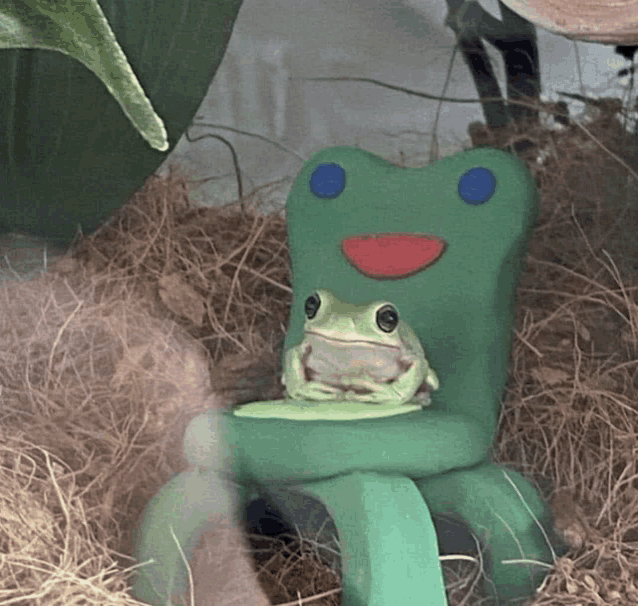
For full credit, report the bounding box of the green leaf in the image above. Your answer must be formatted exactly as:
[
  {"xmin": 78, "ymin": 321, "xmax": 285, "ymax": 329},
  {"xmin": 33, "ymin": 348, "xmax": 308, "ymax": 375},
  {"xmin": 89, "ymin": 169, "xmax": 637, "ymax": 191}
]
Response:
[
  {"xmin": 0, "ymin": 0, "xmax": 243, "ymax": 245},
  {"xmin": 0, "ymin": 0, "xmax": 168, "ymax": 151}
]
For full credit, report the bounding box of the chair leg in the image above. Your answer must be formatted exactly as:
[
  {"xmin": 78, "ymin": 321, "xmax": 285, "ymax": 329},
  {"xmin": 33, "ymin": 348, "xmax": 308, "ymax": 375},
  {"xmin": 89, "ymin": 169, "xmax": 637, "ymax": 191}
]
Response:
[
  {"xmin": 299, "ymin": 472, "xmax": 449, "ymax": 606},
  {"xmin": 416, "ymin": 463, "xmax": 566, "ymax": 604}
]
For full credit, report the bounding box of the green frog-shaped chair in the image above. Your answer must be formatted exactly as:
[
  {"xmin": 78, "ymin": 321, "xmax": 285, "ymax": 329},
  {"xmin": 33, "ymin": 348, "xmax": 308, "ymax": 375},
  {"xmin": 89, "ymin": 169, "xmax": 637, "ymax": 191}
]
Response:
[{"xmin": 132, "ymin": 146, "xmax": 566, "ymax": 605}]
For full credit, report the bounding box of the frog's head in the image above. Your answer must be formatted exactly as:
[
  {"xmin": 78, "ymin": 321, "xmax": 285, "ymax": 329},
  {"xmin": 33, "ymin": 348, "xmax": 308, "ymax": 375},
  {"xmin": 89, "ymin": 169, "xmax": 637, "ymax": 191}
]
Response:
[{"xmin": 302, "ymin": 289, "xmax": 406, "ymax": 350}]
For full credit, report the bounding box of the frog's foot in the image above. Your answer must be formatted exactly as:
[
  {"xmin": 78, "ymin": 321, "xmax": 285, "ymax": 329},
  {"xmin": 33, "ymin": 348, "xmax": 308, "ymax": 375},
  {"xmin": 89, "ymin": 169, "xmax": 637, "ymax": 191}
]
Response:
[
  {"xmin": 288, "ymin": 380, "xmax": 345, "ymax": 401},
  {"xmin": 340, "ymin": 377, "xmax": 414, "ymax": 406}
]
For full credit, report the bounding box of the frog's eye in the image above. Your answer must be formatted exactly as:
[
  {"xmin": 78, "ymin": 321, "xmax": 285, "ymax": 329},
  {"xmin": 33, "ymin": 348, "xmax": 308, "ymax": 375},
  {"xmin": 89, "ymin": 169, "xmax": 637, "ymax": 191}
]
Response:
[
  {"xmin": 376, "ymin": 304, "xmax": 399, "ymax": 333},
  {"xmin": 309, "ymin": 163, "xmax": 346, "ymax": 199},
  {"xmin": 304, "ymin": 292, "xmax": 322, "ymax": 320},
  {"xmin": 458, "ymin": 167, "xmax": 497, "ymax": 205}
]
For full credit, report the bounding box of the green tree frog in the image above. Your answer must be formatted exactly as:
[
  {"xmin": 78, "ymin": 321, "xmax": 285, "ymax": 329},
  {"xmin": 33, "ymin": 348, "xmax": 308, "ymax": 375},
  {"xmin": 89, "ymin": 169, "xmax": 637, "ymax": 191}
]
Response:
[{"xmin": 282, "ymin": 290, "xmax": 439, "ymax": 406}]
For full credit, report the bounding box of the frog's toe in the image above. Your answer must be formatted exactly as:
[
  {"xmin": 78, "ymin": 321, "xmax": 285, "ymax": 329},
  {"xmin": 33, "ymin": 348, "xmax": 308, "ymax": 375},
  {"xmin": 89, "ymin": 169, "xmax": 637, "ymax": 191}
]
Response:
[{"xmin": 298, "ymin": 382, "xmax": 343, "ymax": 400}]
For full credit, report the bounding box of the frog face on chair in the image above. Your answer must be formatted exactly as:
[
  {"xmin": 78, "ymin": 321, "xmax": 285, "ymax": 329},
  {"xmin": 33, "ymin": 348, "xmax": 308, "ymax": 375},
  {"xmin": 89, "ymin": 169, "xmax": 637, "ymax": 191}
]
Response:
[{"xmin": 282, "ymin": 289, "xmax": 438, "ymax": 406}]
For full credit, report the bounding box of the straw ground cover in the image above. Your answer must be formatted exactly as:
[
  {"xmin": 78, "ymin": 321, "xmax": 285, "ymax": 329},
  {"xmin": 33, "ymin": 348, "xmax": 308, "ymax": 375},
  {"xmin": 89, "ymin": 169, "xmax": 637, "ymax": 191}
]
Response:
[{"xmin": 0, "ymin": 96, "xmax": 637, "ymax": 604}]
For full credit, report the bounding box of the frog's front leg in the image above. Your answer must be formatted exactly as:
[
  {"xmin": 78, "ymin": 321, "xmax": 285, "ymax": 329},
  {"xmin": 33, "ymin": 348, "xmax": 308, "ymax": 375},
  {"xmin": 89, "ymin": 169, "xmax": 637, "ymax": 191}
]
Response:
[{"xmin": 282, "ymin": 345, "xmax": 343, "ymax": 400}]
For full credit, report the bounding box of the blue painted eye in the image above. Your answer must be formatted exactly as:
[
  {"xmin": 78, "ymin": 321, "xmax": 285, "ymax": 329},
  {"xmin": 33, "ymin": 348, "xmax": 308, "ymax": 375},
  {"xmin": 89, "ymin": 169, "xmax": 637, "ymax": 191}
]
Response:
[
  {"xmin": 309, "ymin": 163, "xmax": 346, "ymax": 199},
  {"xmin": 458, "ymin": 167, "xmax": 497, "ymax": 205}
]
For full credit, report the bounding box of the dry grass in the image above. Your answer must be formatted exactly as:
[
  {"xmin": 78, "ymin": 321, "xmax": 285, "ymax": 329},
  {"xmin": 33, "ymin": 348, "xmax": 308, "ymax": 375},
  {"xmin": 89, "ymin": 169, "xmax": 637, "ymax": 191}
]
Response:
[
  {"xmin": 0, "ymin": 274, "xmax": 214, "ymax": 604},
  {"xmin": 492, "ymin": 101, "xmax": 638, "ymax": 605},
  {"xmin": 0, "ymin": 95, "xmax": 638, "ymax": 604},
  {"xmin": 72, "ymin": 170, "xmax": 291, "ymax": 367}
]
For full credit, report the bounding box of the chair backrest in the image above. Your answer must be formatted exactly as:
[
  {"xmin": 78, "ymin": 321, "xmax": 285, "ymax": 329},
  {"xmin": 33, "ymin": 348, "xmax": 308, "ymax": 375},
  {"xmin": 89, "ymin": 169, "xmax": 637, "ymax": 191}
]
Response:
[{"xmin": 284, "ymin": 146, "xmax": 538, "ymax": 433}]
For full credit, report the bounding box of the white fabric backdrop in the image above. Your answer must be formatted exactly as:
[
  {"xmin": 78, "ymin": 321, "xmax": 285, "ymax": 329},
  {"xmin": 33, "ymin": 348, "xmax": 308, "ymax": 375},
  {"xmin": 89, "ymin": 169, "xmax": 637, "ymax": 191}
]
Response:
[
  {"xmin": 158, "ymin": 0, "xmax": 631, "ymax": 212},
  {"xmin": 1, "ymin": 0, "xmax": 631, "ymax": 285}
]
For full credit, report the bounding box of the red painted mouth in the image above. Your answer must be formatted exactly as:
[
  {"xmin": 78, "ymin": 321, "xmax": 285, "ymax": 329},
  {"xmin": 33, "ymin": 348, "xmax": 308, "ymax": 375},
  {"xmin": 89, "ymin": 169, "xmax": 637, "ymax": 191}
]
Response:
[{"xmin": 341, "ymin": 233, "xmax": 446, "ymax": 279}]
